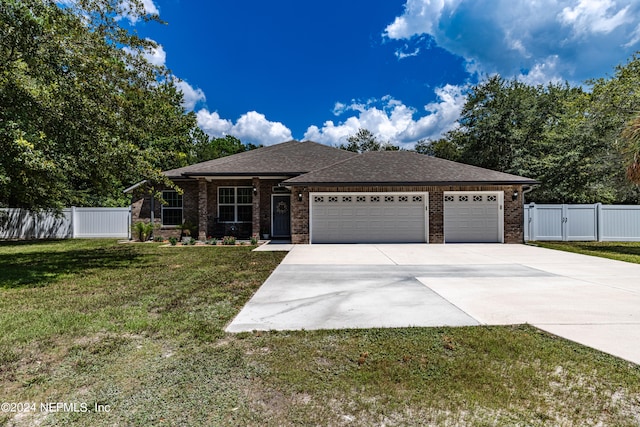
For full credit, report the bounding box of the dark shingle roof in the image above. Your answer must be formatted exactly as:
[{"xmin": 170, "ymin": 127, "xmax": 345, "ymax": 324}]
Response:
[
  {"xmin": 283, "ymin": 151, "xmax": 538, "ymax": 186},
  {"xmin": 163, "ymin": 140, "xmax": 357, "ymax": 178}
]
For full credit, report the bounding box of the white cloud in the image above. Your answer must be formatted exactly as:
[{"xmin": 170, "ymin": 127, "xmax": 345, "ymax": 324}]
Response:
[
  {"xmin": 559, "ymin": 0, "xmax": 631, "ymax": 36},
  {"xmin": 196, "ymin": 110, "xmax": 233, "ymax": 135},
  {"xmin": 395, "ymin": 45, "xmax": 421, "ymax": 59},
  {"xmin": 174, "ymin": 79, "xmax": 206, "ymax": 111},
  {"xmin": 122, "ymin": 39, "xmax": 166, "ymax": 67},
  {"xmin": 303, "ymin": 85, "xmax": 467, "ymax": 148},
  {"xmin": 196, "ymin": 110, "xmax": 293, "ymax": 146},
  {"xmin": 385, "ymin": 0, "xmax": 462, "ymax": 39},
  {"xmin": 516, "ymin": 56, "xmax": 563, "ymax": 86},
  {"xmin": 384, "ymin": 0, "xmax": 640, "ymax": 84},
  {"xmin": 117, "ymin": 0, "xmax": 160, "ymax": 24},
  {"xmin": 143, "ymin": 43, "xmax": 166, "ymax": 67}
]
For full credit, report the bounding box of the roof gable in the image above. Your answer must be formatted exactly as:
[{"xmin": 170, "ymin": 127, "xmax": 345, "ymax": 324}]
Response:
[{"xmin": 283, "ymin": 151, "xmax": 538, "ymax": 185}]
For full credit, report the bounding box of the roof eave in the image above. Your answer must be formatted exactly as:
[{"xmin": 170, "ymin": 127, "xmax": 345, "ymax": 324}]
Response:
[
  {"xmin": 181, "ymin": 172, "xmax": 305, "ymax": 177},
  {"xmin": 123, "ymin": 180, "xmax": 147, "ymax": 194},
  {"xmin": 283, "ymin": 180, "xmax": 540, "ymax": 187}
]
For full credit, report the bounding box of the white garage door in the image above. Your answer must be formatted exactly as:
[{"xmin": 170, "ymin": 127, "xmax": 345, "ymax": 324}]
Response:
[
  {"xmin": 444, "ymin": 192, "xmax": 503, "ymax": 243},
  {"xmin": 311, "ymin": 193, "xmax": 428, "ymax": 243}
]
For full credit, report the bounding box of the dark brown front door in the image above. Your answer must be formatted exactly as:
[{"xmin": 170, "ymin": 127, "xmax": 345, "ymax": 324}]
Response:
[{"xmin": 272, "ymin": 195, "xmax": 291, "ymax": 238}]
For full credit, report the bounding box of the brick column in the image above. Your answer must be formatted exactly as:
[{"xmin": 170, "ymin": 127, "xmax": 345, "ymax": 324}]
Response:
[
  {"xmin": 429, "ymin": 189, "xmax": 444, "ymax": 243},
  {"xmin": 198, "ymin": 179, "xmax": 208, "ymax": 240},
  {"xmin": 252, "ymin": 177, "xmax": 260, "ymax": 237},
  {"xmin": 504, "ymin": 185, "xmax": 524, "ymax": 243},
  {"xmin": 291, "ymin": 187, "xmax": 309, "ymax": 244}
]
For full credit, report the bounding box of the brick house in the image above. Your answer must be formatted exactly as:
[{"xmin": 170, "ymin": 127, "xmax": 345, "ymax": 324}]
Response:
[{"xmin": 127, "ymin": 140, "xmax": 538, "ymax": 243}]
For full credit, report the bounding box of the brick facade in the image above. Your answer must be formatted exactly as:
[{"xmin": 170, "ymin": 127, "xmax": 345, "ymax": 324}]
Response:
[
  {"xmin": 290, "ymin": 184, "xmax": 524, "ymax": 244},
  {"xmin": 131, "ymin": 178, "xmax": 285, "ymax": 240},
  {"xmin": 131, "ymin": 181, "xmax": 524, "ymax": 244}
]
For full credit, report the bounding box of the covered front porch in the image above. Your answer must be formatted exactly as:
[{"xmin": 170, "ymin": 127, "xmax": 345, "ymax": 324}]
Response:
[{"xmin": 194, "ymin": 177, "xmax": 292, "ymax": 241}]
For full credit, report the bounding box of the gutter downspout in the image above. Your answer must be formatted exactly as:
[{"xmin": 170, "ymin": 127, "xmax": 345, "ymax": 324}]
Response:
[{"xmin": 522, "ymin": 185, "xmax": 535, "ymax": 204}]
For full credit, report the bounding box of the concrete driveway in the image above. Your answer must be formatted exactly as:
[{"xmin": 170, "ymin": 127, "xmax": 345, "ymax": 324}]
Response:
[{"xmin": 226, "ymin": 244, "xmax": 640, "ymax": 364}]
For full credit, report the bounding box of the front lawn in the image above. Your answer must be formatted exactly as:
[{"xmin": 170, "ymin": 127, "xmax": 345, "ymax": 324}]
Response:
[
  {"xmin": 1, "ymin": 240, "xmax": 639, "ymax": 426},
  {"xmin": 533, "ymin": 241, "xmax": 640, "ymax": 265}
]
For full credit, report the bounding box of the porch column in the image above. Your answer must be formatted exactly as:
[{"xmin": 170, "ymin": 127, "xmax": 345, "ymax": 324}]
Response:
[
  {"xmin": 198, "ymin": 178, "xmax": 208, "ymax": 240},
  {"xmin": 252, "ymin": 177, "xmax": 260, "ymax": 237}
]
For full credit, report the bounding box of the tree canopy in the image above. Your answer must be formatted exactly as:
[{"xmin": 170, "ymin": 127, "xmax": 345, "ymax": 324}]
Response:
[
  {"xmin": 339, "ymin": 128, "xmax": 400, "ymax": 153},
  {"xmin": 0, "ymin": 0, "xmax": 198, "ymax": 210},
  {"xmin": 190, "ymin": 132, "xmax": 261, "ymax": 164},
  {"xmin": 423, "ymin": 61, "xmax": 640, "ymax": 204}
]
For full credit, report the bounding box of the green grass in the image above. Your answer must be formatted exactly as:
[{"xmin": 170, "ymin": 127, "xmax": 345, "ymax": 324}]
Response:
[
  {"xmin": 533, "ymin": 241, "xmax": 640, "ymax": 265},
  {"xmin": 1, "ymin": 240, "xmax": 639, "ymax": 426}
]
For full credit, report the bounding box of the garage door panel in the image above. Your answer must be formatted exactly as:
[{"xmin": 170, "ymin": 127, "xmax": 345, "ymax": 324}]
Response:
[
  {"xmin": 311, "ymin": 193, "xmax": 427, "ymax": 243},
  {"xmin": 445, "ymin": 193, "xmax": 502, "ymax": 243}
]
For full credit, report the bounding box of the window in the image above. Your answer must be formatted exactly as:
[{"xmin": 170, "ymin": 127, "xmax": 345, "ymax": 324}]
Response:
[
  {"xmin": 218, "ymin": 187, "xmax": 253, "ymax": 222},
  {"xmin": 162, "ymin": 191, "xmax": 183, "ymax": 226}
]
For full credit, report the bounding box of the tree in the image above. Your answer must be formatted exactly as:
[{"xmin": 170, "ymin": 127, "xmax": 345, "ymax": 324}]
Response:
[
  {"xmin": 589, "ymin": 53, "xmax": 640, "ymax": 196},
  {"xmin": 0, "ymin": 0, "xmax": 197, "ymax": 210},
  {"xmin": 414, "ymin": 138, "xmax": 461, "ymax": 160},
  {"xmin": 621, "ymin": 116, "xmax": 640, "ymax": 183},
  {"xmin": 339, "ymin": 128, "xmax": 399, "ymax": 152},
  {"xmin": 190, "ymin": 134, "xmax": 260, "ymax": 163},
  {"xmin": 439, "ymin": 74, "xmax": 637, "ymax": 203}
]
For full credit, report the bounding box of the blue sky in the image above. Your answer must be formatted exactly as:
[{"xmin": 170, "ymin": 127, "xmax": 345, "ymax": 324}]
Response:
[{"xmin": 126, "ymin": 0, "xmax": 640, "ymax": 148}]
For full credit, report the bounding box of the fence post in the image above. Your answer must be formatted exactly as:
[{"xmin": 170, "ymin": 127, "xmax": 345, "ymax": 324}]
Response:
[
  {"xmin": 596, "ymin": 203, "xmax": 603, "ymax": 242},
  {"xmin": 529, "ymin": 203, "xmax": 536, "ymax": 241},
  {"xmin": 71, "ymin": 206, "xmax": 77, "ymax": 238}
]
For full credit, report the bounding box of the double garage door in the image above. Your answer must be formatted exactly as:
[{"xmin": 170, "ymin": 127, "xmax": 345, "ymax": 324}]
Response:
[{"xmin": 310, "ymin": 191, "xmax": 503, "ymax": 244}]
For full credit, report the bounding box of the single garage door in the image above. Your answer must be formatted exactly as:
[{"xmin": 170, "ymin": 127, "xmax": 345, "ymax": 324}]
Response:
[
  {"xmin": 444, "ymin": 192, "xmax": 503, "ymax": 243},
  {"xmin": 311, "ymin": 192, "xmax": 428, "ymax": 243}
]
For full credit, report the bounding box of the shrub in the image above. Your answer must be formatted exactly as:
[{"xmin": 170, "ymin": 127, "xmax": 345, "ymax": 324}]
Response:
[
  {"xmin": 168, "ymin": 237, "xmax": 178, "ymax": 246},
  {"xmin": 177, "ymin": 221, "xmax": 197, "ymax": 238},
  {"xmin": 189, "ymin": 237, "xmax": 196, "ymax": 245},
  {"xmin": 154, "ymin": 236, "xmax": 164, "ymax": 242},
  {"xmin": 222, "ymin": 236, "xmax": 236, "ymax": 245},
  {"xmin": 206, "ymin": 238, "xmax": 218, "ymax": 245},
  {"xmin": 133, "ymin": 221, "xmax": 154, "ymax": 242},
  {"xmin": 250, "ymin": 234, "xmax": 259, "ymax": 245}
]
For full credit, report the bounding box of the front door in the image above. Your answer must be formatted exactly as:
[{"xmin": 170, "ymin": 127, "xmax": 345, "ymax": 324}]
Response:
[{"xmin": 272, "ymin": 195, "xmax": 291, "ymax": 238}]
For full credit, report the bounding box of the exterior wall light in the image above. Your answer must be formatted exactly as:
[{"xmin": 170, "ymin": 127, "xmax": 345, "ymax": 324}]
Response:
[
  {"xmin": 253, "ymin": 186, "xmax": 257, "ymax": 195},
  {"xmin": 512, "ymin": 190, "xmax": 519, "ymax": 201},
  {"xmin": 298, "ymin": 192, "xmax": 303, "ymax": 202}
]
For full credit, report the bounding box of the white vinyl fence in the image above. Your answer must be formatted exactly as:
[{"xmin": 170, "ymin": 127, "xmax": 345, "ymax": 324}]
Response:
[
  {"xmin": 0, "ymin": 207, "xmax": 131, "ymax": 240},
  {"xmin": 525, "ymin": 203, "xmax": 640, "ymax": 242}
]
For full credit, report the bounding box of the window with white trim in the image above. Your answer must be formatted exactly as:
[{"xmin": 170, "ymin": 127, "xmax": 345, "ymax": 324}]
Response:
[
  {"xmin": 218, "ymin": 187, "xmax": 253, "ymax": 222},
  {"xmin": 162, "ymin": 191, "xmax": 183, "ymax": 226}
]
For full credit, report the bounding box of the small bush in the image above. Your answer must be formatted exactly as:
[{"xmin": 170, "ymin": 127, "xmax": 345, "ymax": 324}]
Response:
[
  {"xmin": 222, "ymin": 236, "xmax": 236, "ymax": 245},
  {"xmin": 250, "ymin": 234, "xmax": 259, "ymax": 245},
  {"xmin": 133, "ymin": 221, "xmax": 154, "ymax": 242},
  {"xmin": 154, "ymin": 236, "xmax": 164, "ymax": 242},
  {"xmin": 189, "ymin": 238, "xmax": 196, "ymax": 245},
  {"xmin": 168, "ymin": 237, "xmax": 178, "ymax": 246},
  {"xmin": 206, "ymin": 238, "xmax": 218, "ymax": 245}
]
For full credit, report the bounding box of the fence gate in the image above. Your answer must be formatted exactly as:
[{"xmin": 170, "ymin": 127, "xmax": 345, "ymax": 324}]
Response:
[{"xmin": 525, "ymin": 203, "xmax": 639, "ymax": 242}]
